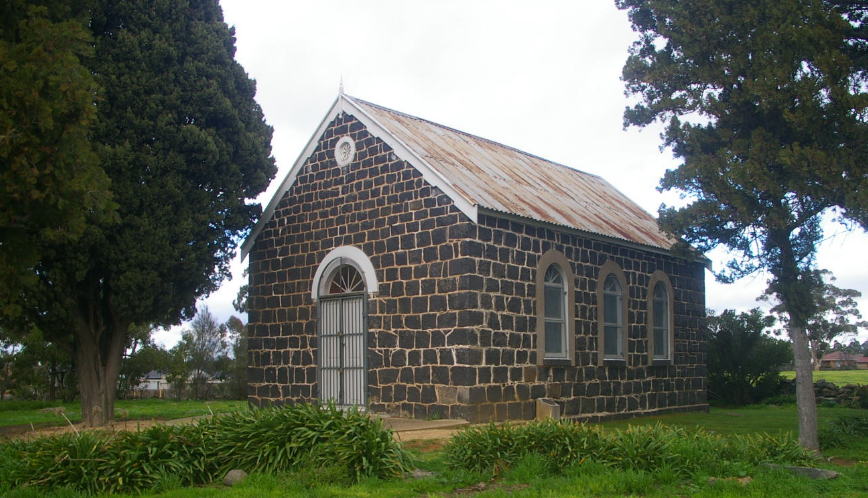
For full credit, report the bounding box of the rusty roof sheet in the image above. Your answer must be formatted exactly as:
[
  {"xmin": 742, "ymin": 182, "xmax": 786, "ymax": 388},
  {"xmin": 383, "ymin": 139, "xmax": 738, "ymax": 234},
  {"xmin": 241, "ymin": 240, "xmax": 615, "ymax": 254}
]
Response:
[{"xmin": 349, "ymin": 96, "xmax": 674, "ymax": 250}]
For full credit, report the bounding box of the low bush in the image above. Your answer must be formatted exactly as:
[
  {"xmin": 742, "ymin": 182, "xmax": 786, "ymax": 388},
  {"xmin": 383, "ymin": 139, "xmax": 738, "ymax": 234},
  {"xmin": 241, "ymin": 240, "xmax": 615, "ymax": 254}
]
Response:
[
  {"xmin": 0, "ymin": 403, "xmax": 411, "ymax": 494},
  {"xmin": 444, "ymin": 420, "xmax": 815, "ymax": 478},
  {"xmin": 819, "ymin": 414, "xmax": 868, "ymax": 449},
  {"xmin": 706, "ymin": 309, "xmax": 792, "ymax": 406},
  {"xmin": 855, "ymin": 385, "xmax": 868, "ymax": 409},
  {"xmin": 762, "ymin": 393, "xmax": 796, "ymax": 405}
]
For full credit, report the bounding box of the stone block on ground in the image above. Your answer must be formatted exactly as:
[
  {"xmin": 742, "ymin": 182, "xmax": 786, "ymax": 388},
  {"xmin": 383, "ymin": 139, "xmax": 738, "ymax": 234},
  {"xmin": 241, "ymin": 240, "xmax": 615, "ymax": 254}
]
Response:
[
  {"xmin": 223, "ymin": 469, "xmax": 248, "ymax": 486},
  {"xmin": 761, "ymin": 463, "xmax": 839, "ymax": 480}
]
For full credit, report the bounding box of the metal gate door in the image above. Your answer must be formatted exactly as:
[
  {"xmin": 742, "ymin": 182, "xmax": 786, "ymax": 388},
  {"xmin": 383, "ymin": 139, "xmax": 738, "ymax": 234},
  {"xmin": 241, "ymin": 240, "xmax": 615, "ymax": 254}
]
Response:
[{"xmin": 318, "ymin": 294, "xmax": 366, "ymax": 408}]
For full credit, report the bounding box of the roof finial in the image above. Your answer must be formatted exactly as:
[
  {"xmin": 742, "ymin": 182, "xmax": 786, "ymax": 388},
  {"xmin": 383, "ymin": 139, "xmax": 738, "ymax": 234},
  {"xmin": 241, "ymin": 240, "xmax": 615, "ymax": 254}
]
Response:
[{"xmin": 339, "ymin": 76, "xmax": 344, "ymax": 95}]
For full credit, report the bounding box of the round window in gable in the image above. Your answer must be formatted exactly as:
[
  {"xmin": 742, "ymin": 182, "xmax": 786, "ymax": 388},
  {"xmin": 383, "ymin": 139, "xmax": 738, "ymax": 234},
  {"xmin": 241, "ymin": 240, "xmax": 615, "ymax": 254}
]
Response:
[{"xmin": 334, "ymin": 136, "xmax": 356, "ymax": 167}]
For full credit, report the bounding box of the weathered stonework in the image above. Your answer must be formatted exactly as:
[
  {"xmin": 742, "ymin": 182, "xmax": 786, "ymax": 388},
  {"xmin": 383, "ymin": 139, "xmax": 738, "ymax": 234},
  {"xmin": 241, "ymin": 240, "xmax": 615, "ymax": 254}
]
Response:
[{"xmin": 247, "ymin": 110, "xmax": 707, "ymax": 422}]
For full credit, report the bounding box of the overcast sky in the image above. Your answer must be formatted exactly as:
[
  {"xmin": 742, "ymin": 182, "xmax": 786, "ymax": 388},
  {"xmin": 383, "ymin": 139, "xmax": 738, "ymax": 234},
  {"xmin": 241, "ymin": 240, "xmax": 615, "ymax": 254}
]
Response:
[{"xmin": 154, "ymin": 0, "xmax": 867, "ymax": 347}]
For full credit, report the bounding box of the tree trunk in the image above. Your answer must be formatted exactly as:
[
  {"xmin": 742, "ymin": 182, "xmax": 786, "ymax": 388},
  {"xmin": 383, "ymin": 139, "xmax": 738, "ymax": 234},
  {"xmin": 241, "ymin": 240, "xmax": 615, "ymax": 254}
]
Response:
[
  {"xmin": 73, "ymin": 305, "xmax": 128, "ymax": 427},
  {"xmin": 789, "ymin": 324, "xmax": 819, "ymax": 451},
  {"xmin": 770, "ymin": 229, "xmax": 821, "ymax": 452},
  {"xmin": 809, "ymin": 339, "xmax": 821, "ymax": 371}
]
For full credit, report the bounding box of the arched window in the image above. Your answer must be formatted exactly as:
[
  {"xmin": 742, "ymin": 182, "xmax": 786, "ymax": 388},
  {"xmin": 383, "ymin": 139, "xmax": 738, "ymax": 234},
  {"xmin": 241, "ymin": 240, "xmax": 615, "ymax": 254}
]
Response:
[
  {"xmin": 648, "ymin": 271, "xmax": 674, "ymax": 363},
  {"xmin": 311, "ymin": 245, "xmax": 378, "ymax": 301},
  {"xmin": 543, "ymin": 264, "xmax": 567, "ymax": 359},
  {"xmin": 651, "ymin": 283, "xmax": 668, "ymax": 358},
  {"xmin": 327, "ymin": 265, "xmax": 365, "ymax": 295},
  {"xmin": 603, "ymin": 276, "xmax": 624, "ymax": 357},
  {"xmin": 597, "ymin": 260, "xmax": 627, "ymax": 363},
  {"xmin": 535, "ymin": 249, "xmax": 575, "ymax": 364}
]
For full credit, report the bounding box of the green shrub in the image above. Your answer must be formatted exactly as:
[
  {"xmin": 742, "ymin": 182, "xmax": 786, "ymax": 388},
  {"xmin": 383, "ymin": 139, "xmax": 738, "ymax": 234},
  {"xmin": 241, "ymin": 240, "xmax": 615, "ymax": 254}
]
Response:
[
  {"xmin": 0, "ymin": 403, "xmax": 412, "ymax": 494},
  {"xmin": 819, "ymin": 414, "xmax": 868, "ymax": 449},
  {"xmin": 855, "ymin": 385, "xmax": 868, "ymax": 409},
  {"xmin": 445, "ymin": 420, "xmax": 606, "ymax": 474},
  {"xmin": 763, "ymin": 393, "xmax": 796, "ymax": 405},
  {"xmin": 205, "ymin": 403, "xmax": 411, "ymax": 480},
  {"xmin": 444, "ymin": 420, "xmax": 815, "ymax": 478},
  {"xmin": 705, "ymin": 309, "xmax": 792, "ymax": 405}
]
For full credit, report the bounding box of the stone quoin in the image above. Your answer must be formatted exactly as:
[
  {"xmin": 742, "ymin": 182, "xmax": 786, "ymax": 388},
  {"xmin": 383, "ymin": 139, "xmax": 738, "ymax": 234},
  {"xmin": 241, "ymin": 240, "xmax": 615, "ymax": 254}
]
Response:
[{"xmin": 241, "ymin": 93, "xmax": 708, "ymax": 422}]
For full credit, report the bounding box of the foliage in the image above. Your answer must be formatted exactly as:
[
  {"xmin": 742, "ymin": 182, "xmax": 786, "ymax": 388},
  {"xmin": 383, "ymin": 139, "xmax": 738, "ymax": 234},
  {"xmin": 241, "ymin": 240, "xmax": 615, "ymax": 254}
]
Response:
[
  {"xmin": 445, "ymin": 419, "xmax": 815, "ymax": 478},
  {"xmin": 177, "ymin": 307, "xmax": 229, "ymax": 400},
  {"xmin": 117, "ymin": 340, "xmax": 171, "ymax": 399},
  {"xmin": 161, "ymin": 311, "xmax": 244, "ymax": 400},
  {"xmin": 0, "ymin": 328, "xmax": 74, "ymax": 401},
  {"xmin": 830, "ymin": 337, "xmax": 868, "ymax": 355},
  {"xmin": 763, "ymin": 270, "xmax": 867, "ymax": 367},
  {"xmin": 706, "ymin": 309, "xmax": 792, "ymax": 405},
  {"xmin": 204, "ymin": 403, "xmax": 412, "ymax": 481},
  {"xmin": 0, "ymin": 1, "xmax": 115, "ymax": 319},
  {"xmin": 224, "ymin": 315, "xmax": 248, "ymax": 400},
  {"xmin": 1, "ymin": 0, "xmax": 275, "ymax": 426},
  {"xmin": 819, "ymin": 414, "xmax": 868, "ymax": 449},
  {"xmin": 233, "ymin": 267, "xmax": 249, "ymax": 314},
  {"xmin": 617, "ymin": 0, "xmax": 867, "ymax": 450},
  {"xmin": 0, "ymin": 404, "xmax": 410, "ymax": 494}
]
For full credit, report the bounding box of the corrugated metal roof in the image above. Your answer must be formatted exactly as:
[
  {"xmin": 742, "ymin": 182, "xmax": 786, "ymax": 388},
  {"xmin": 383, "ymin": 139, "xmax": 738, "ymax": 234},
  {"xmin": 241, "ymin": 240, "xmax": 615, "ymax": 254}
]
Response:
[{"xmin": 348, "ymin": 96, "xmax": 674, "ymax": 250}]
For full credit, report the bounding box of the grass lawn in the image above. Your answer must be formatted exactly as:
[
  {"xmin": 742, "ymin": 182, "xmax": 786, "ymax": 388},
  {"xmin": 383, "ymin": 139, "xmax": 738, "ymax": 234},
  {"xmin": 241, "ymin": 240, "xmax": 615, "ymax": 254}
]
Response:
[
  {"xmin": 599, "ymin": 404, "xmax": 868, "ymax": 462},
  {"xmin": 599, "ymin": 404, "xmax": 864, "ymax": 435},
  {"xmin": 2, "ymin": 403, "xmax": 866, "ymax": 497},
  {"xmin": 781, "ymin": 369, "xmax": 868, "ymax": 386},
  {"xmin": 0, "ymin": 399, "xmax": 247, "ymax": 428}
]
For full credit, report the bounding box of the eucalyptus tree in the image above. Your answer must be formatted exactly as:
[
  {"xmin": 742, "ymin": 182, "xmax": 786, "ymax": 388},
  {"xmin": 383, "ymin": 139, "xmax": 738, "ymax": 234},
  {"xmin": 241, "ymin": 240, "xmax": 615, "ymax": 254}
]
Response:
[
  {"xmin": 617, "ymin": 0, "xmax": 866, "ymax": 449},
  {"xmin": 763, "ymin": 270, "xmax": 866, "ymax": 369}
]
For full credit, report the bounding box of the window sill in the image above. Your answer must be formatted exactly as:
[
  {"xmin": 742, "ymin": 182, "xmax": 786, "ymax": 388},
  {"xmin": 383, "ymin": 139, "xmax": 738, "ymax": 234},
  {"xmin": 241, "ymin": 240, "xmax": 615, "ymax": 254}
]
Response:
[
  {"xmin": 602, "ymin": 358, "xmax": 626, "ymax": 367},
  {"xmin": 541, "ymin": 358, "xmax": 572, "ymax": 367},
  {"xmin": 651, "ymin": 358, "xmax": 672, "ymax": 366}
]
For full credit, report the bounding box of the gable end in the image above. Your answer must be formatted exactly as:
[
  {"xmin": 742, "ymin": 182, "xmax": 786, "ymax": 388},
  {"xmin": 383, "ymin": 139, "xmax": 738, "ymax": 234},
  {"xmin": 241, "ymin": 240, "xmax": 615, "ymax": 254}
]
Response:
[{"xmin": 241, "ymin": 95, "xmax": 478, "ymax": 260}]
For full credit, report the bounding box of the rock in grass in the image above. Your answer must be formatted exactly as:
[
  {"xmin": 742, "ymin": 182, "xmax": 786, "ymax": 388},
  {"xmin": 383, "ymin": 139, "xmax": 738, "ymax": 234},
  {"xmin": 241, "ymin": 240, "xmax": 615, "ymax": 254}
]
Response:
[
  {"xmin": 761, "ymin": 463, "xmax": 840, "ymax": 480},
  {"xmin": 223, "ymin": 469, "xmax": 248, "ymax": 486}
]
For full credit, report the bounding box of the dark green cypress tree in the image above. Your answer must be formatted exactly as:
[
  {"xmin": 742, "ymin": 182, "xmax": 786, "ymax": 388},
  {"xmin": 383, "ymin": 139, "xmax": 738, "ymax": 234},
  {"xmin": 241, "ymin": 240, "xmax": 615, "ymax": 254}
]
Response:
[
  {"xmin": 5, "ymin": 0, "xmax": 275, "ymax": 425},
  {"xmin": 0, "ymin": 1, "xmax": 114, "ymax": 318}
]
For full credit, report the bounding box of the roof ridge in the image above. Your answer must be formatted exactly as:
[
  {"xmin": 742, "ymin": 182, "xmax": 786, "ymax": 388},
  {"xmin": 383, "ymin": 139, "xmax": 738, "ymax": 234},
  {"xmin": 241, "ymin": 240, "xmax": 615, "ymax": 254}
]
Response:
[{"xmin": 344, "ymin": 94, "xmax": 604, "ymax": 181}]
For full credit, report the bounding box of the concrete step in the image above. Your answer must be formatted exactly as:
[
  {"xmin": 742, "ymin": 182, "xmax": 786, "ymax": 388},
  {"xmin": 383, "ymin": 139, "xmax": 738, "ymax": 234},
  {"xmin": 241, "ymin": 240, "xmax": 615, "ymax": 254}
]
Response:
[{"xmin": 376, "ymin": 415, "xmax": 469, "ymax": 433}]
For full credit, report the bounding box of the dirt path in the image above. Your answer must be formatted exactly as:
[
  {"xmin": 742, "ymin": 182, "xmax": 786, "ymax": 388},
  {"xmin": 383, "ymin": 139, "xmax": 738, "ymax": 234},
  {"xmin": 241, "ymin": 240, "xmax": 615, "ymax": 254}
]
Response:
[
  {"xmin": 393, "ymin": 427, "xmax": 464, "ymax": 442},
  {"xmin": 2, "ymin": 415, "xmax": 469, "ymax": 442}
]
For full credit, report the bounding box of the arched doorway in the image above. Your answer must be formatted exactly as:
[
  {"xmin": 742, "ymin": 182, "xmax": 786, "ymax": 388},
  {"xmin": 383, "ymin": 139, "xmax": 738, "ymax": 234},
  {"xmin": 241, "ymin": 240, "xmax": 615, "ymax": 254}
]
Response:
[{"xmin": 312, "ymin": 247, "xmax": 378, "ymax": 409}]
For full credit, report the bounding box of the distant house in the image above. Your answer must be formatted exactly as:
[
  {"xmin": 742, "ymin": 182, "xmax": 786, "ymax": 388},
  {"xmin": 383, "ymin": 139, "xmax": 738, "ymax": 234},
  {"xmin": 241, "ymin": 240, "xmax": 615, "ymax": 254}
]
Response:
[
  {"xmin": 242, "ymin": 93, "xmax": 708, "ymax": 422},
  {"xmin": 819, "ymin": 351, "xmax": 867, "ymax": 370},
  {"xmin": 134, "ymin": 370, "xmax": 227, "ymax": 399},
  {"xmin": 135, "ymin": 370, "xmax": 168, "ymax": 397}
]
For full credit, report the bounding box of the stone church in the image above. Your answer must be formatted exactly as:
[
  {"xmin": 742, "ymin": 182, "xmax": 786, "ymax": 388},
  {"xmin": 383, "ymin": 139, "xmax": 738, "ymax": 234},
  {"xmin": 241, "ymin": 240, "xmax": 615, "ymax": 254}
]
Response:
[{"xmin": 241, "ymin": 93, "xmax": 707, "ymax": 422}]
